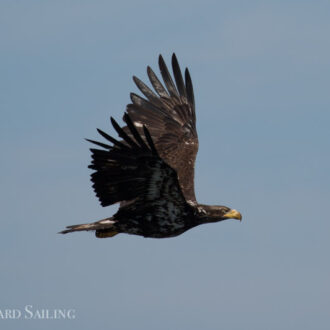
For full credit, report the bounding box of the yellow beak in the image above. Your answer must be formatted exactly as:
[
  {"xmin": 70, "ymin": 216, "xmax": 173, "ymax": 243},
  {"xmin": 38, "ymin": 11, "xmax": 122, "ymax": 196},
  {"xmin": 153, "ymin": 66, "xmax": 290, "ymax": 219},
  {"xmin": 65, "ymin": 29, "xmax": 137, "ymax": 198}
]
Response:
[{"xmin": 223, "ymin": 209, "xmax": 242, "ymax": 221}]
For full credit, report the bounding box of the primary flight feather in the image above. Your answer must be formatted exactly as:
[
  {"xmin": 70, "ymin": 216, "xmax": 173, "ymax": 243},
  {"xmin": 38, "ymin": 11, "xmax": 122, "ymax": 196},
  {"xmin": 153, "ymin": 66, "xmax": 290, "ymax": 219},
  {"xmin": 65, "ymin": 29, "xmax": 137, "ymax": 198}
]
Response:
[{"xmin": 60, "ymin": 54, "xmax": 242, "ymax": 238}]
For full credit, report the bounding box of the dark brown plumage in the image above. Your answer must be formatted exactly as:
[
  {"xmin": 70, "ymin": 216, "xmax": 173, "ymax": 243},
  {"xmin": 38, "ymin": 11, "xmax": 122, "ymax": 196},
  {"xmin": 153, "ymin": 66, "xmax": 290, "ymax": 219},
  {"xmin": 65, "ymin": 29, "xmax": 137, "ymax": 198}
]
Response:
[{"xmin": 60, "ymin": 54, "xmax": 242, "ymax": 238}]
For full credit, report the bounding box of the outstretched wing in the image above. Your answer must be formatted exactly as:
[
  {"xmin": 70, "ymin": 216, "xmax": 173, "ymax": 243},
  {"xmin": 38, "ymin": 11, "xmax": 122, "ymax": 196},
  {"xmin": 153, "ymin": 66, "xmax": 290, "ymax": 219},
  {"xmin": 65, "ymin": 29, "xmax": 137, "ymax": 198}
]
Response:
[
  {"xmin": 123, "ymin": 53, "xmax": 198, "ymax": 204},
  {"xmin": 87, "ymin": 114, "xmax": 189, "ymax": 220}
]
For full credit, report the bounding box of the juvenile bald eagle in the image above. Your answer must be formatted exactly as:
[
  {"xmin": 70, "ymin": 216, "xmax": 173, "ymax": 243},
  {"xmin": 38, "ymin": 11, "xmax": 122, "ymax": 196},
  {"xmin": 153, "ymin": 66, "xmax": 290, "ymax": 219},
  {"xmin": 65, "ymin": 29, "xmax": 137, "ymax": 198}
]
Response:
[{"xmin": 60, "ymin": 54, "xmax": 242, "ymax": 238}]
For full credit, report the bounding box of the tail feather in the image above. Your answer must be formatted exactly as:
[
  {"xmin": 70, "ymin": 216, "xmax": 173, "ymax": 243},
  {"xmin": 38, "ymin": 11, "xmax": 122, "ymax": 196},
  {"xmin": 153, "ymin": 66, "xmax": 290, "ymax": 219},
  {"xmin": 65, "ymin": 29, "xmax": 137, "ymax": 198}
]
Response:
[{"xmin": 59, "ymin": 217, "xmax": 116, "ymax": 235}]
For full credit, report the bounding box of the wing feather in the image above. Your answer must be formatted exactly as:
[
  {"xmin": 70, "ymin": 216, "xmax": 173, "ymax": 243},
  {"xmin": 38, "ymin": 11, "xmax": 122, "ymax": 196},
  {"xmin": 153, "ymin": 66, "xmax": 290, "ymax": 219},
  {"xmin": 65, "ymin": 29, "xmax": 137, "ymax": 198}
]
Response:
[
  {"xmin": 132, "ymin": 76, "xmax": 164, "ymax": 108},
  {"xmin": 172, "ymin": 53, "xmax": 187, "ymax": 99},
  {"xmin": 124, "ymin": 54, "xmax": 199, "ymax": 203},
  {"xmin": 158, "ymin": 55, "xmax": 180, "ymax": 99},
  {"xmin": 185, "ymin": 68, "xmax": 196, "ymax": 122},
  {"xmin": 87, "ymin": 114, "xmax": 187, "ymax": 210},
  {"xmin": 147, "ymin": 66, "xmax": 169, "ymax": 98}
]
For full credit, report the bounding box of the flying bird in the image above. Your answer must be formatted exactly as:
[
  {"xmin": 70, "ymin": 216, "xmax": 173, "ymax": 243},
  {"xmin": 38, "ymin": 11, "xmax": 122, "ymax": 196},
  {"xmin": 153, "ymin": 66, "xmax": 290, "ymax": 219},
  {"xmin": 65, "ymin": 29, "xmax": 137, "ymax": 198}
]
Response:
[{"xmin": 60, "ymin": 54, "xmax": 242, "ymax": 238}]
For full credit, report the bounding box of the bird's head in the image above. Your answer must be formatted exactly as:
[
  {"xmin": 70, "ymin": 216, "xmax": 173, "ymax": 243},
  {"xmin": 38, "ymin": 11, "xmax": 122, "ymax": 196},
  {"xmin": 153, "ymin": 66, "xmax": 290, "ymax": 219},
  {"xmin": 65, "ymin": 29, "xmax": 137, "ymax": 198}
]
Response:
[{"xmin": 196, "ymin": 204, "xmax": 242, "ymax": 223}]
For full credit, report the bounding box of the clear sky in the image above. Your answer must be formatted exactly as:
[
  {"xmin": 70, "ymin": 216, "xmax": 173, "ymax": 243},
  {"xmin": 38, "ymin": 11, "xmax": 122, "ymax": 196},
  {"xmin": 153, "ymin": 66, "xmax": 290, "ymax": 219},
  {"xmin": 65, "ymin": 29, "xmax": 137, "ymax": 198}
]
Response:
[{"xmin": 1, "ymin": 1, "xmax": 330, "ymax": 329}]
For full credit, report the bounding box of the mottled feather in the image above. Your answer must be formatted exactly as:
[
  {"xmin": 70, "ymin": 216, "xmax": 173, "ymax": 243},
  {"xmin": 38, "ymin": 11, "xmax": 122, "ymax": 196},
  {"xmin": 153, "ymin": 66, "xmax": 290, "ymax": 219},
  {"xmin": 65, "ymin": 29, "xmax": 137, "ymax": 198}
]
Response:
[{"xmin": 123, "ymin": 53, "xmax": 199, "ymax": 203}]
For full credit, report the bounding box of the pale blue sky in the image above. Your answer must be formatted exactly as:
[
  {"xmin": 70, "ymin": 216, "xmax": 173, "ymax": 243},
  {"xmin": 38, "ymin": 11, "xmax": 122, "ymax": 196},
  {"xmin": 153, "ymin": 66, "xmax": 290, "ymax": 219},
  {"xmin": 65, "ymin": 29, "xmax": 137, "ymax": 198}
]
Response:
[{"xmin": 1, "ymin": 1, "xmax": 330, "ymax": 329}]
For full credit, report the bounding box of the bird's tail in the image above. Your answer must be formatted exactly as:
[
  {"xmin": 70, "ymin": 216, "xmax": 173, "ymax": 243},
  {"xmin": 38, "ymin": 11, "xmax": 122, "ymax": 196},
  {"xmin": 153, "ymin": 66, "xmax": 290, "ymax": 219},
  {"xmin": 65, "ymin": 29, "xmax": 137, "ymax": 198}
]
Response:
[{"xmin": 59, "ymin": 217, "xmax": 118, "ymax": 238}]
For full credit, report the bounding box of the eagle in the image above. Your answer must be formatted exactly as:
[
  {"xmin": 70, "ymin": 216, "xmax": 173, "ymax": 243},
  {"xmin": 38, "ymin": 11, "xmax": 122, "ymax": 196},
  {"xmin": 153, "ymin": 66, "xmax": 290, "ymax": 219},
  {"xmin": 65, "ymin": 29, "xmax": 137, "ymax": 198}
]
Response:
[{"xmin": 60, "ymin": 54, "xmax": 242, "ymax": 238}]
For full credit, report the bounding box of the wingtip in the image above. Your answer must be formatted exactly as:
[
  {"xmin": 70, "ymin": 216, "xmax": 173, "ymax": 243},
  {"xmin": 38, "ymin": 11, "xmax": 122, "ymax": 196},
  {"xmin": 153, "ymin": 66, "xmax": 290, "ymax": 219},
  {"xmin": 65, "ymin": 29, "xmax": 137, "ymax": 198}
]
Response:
[
  {"xmin": 185, "ymin": 68, "xmax": 193, "ymax": 87},
  {"xmin": 129, "ymin": 92, "xmax": 137, "ymax": 103},
  {"xmin": 58, "ymin": 229, "xmax": 69, "ymax": 234},
  {"xmin": 110, "ymin": 117, "xmax": 117, "ymax": 126},
  {"xmin": 133, "ymin": 75, "xmax": 143, "ymax": 86},
  {"xmin": 158, "ymin": 54, "xmax": 165, "ymax": 65},
  {"xmin": 123, "ymin": 112, "xmax": 130, "ymax": 122},
  {"xmin": 123, "ymin": 113, "xmax": 135, "ymax": 128},
  {"xmin": 185, "ymin": 67, "xmax": 190, "ymax": 78},
  {"xmin": 122, "ymin": 111, "xmax": 128, "ymax": 121}
]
